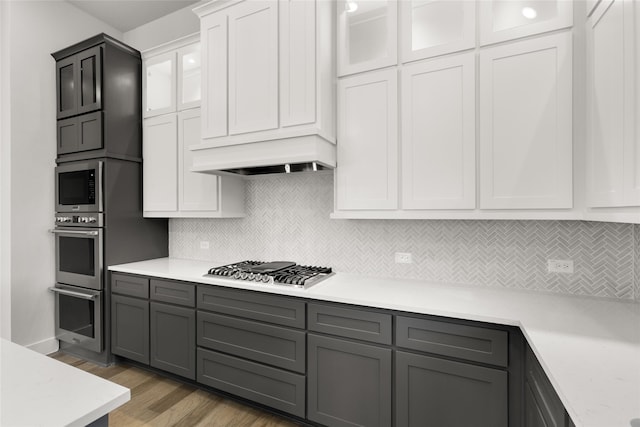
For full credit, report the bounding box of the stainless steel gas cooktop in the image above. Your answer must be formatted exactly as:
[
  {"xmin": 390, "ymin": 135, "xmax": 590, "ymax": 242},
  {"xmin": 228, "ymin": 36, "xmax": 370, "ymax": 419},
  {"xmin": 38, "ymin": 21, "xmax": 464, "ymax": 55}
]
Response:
[{"xmin": 205, "ymin": 261, "xmax": 334, "ymax": 289}]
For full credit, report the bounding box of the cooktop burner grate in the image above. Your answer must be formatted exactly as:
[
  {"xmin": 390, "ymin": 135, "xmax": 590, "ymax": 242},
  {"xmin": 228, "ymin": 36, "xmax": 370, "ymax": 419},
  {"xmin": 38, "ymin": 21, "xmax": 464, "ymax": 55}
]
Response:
[{"xmin": 205, "ymin": 261, "xmax": 333, "ymax": 289}]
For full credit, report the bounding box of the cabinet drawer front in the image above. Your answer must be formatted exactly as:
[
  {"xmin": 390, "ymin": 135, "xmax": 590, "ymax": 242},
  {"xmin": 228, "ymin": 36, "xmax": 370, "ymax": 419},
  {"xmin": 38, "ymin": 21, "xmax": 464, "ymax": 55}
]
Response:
[
  {"xmin": 150, "ymin": 279, "xmax": 195, "ymax": 307},
  {"xmin": 197, "ymin": 286, "xmax": 305, "ymax": 328},
  {"xmin": 111, "ymin": 273, "xmax": 149, "ymax": 298},
  {"xmin": 197, "ymin": 348, "xmax": 305, "ymax": 418},
  {"xmin": 525, "ymin": 347, "xmax": 566, "ymax": 427},
  {"xmin": 395, "ymin": 351, "xmax": 508, "ymax": 427},
  {"xmin": 197, "ymin": 311, "xmax": 306, "ymax": 373},
  {"xmin": 308, "ymin": 303, "xmax": 392, "ymax": 345},
  {"xmin": 396, "ymin": 316, "xmax": 508, "ymax": 367}
]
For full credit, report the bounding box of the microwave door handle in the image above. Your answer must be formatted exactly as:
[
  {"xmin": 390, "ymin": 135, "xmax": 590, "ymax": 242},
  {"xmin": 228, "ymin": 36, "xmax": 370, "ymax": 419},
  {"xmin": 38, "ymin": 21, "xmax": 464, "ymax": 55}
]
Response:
[
  {"xmin": 48, "ymin": 287, "xmax": 97, "ymax": 300},
  {"xmin": 49, "ymin": 229, "xmax": 99, "ymax": 236}
]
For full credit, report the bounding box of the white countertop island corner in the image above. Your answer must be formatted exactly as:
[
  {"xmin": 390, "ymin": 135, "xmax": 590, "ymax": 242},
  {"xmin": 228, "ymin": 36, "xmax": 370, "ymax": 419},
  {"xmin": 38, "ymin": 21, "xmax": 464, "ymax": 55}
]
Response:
[
  {"xmin": 0, "ymin": 339, "xmax": 130, "ymax": 427},
  {"xmin": 109, "ymin": 257, "xmax": 640, "ymax": 427}
]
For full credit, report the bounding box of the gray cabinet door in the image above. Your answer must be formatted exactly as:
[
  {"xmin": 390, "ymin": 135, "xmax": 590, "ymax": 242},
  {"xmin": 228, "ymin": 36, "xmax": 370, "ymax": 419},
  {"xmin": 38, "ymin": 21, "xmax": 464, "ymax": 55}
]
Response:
[
  {"xmin": 150, "ymin": 302, "xmax": 195, "ymax": 380},
  {"xmin": 111, "ymin": 294, "xmax": 149, "ymax": 364},
  {"xmin": 307, "ymin": 334, "xmax": 392, "ymax": 427},
  {"xmin": 197, "ymin": 311, "xmax": 306, "ymax": 373},
  {"xmin": 57, "ymin": 112, "xmax": 103, "ymax": 156},
  {"xmin": 56, "ymin": 55, "xmax": 78, "ymax": 119},
  {"xmin": 197, "ymin": 348, "xmax": 306, "ymax": 418},
  {"xmin": 525, "ymin": 346, "xmax": 566, "ymax": 427},
  {"xmin": 76, "ymin": 46, "xmax": 102, "ymax": 115},
  {"xmin": 395, "ymin": 350, "xmax": 508, "ymax": 427},
  {"xmin": 57, "ymin": 117, "xmax": 79, "ymax": 155}
]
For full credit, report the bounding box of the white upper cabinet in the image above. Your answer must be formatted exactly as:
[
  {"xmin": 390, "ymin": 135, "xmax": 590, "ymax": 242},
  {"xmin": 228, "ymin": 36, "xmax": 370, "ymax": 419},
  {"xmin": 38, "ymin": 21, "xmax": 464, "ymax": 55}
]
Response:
[
  {"xmin": 400, "ymin": 0, "xmax": 476, "ymax": 63},
  {"xmin": 337, "ymin": 0, "xmax": 398, "ymax": 76},
  {"xmin": 143, "ymin": 114, "xmax": 178, "ymax": 212},
  {"xmin": 479, "ymin": 0, "xmax": 573, "ymax": 46},
  {"xmin": 177, "ymin": 43, "xmax": 201, "ymax": 111},
  {"xmin": 228, "ymin": 1, "xmax": 279, "ymax": 135},
  {"xmin": 144, "ymin": 52, "xmax": 176, "ymax": 118},
  {"xmin": 194, "ymin": 0, "xmax": 335, "ymax": 156},
  {"xmin": 401, "ymin": 53, "xmax": 476, "ymax": 210},
  {"xmin": 479, "ymin": 32, "xmax": 573, "ymax": 209},
  {"xmin": 336, "ymin": 69, "xmax": 398, "ymax": 210},
  {"xmin": 586, "ymin": 0, "xmax": 639, "ymax": 208},
  {"xmin": 144, "ymin": 35, "xmax": 201, "ymax": 118}
]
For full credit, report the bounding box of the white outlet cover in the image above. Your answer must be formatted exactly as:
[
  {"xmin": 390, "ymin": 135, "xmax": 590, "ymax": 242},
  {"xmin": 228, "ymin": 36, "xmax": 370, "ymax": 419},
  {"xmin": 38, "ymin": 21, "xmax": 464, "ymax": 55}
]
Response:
[
  {"xmin": 547, "ymin": 259, "xmax": 574, "ymax": 273},
  {"xmin": 200, "ymin": 241, "xmax": 210, "ymax": 250},
  {"xmin": 395, "ymin": 252, "xmax": 413, "ymax": 264}
]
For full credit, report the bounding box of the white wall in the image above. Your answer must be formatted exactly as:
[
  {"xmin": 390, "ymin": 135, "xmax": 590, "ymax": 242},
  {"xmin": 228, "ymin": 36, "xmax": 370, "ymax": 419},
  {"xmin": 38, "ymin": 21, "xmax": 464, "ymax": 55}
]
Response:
[
  {"xmin": 123, "ymin": 2, "xmax": 202, "ymax": 51},
  {"xmin": 8, "ymin": 1, "xmax": 121, "ymax": 353},
  {"xmin": 0, "ymin": 0, "xmax": 11, "ymax": 340}
]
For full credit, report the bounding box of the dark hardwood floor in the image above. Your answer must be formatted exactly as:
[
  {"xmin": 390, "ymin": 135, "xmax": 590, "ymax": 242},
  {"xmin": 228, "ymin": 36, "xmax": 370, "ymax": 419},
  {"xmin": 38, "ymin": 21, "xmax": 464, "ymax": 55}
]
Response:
[{"xmin": 50, "ymin": 352, "xmax": 303, "ymax": 427}]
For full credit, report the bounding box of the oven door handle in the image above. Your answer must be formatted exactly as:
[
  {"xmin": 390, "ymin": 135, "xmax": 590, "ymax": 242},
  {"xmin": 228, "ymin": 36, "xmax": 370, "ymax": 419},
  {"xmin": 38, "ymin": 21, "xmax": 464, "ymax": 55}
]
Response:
[
  {"xmin": 49, "ymin": 229, "xmax": 99, "ymax": 236},
  {"xmin": 48, "ymin": 287, "xmax": 97, "ymax": 300}
]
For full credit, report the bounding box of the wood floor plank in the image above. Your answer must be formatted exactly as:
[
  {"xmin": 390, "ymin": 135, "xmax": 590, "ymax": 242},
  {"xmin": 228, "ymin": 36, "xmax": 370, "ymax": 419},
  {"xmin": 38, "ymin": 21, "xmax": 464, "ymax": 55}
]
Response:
[{"xmin": 50, "ymin": 354, "xmax": 301, "ymax": 427}]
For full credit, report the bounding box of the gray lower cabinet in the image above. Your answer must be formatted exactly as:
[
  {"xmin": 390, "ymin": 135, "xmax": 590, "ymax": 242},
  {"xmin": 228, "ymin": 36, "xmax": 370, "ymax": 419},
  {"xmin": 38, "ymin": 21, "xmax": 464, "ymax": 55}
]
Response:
[
  {"xmin": 197, "ymin": 347, "xmax": 306, "ymax": 418},
  {"xmin": 525, "ymin": 345, "xmax": 574, "ymax": 427},
  {"xmin": 395, "ymin": 350, "xmax": 508, "ymax": 427},
  {"xmin": 307, "ymin": 333, "xmax": 392, "ymax": 427},
  {"xmin": 111, "ymin": 294, "xmax": 149, "ymax": 364},
  {"xmin": 150, "ymin": 301, "xmax": 195, "ymax": 380}
]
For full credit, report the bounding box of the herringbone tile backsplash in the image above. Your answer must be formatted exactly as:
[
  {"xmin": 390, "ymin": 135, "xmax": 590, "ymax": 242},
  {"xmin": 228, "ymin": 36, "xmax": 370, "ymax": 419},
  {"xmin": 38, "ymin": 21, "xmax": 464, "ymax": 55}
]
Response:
[{"xmin": 170, "ymin": 172, "xmax": 639, "ymax": 301}]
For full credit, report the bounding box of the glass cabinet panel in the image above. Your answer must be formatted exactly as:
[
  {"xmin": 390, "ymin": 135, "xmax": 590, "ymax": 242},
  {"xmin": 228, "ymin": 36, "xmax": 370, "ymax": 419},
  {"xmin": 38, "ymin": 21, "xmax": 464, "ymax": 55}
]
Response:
[
  {"xmin": 178, "ymin": 44, "xmax": 201, "ymax": 109},
  {"xmin": 479, "ymin": 0, "xmax": 572, "ymax": 46},
  {"xmin": 144, "ymin": 52, "xmax": 176, "ymax": 117},
  {"xmin": 401, "ymin": 0, "xmax": 475, "ymax": 62},
  {"xmin": 338, "ymin": 0, "xmax": 398, "ymax": 76}
]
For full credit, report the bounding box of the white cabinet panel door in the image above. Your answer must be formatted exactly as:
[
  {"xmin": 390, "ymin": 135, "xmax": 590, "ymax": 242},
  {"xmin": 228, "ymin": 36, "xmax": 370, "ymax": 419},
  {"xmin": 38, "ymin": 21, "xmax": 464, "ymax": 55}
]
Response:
[
  {"xmin": 143, "ymin": 114, "xmax": 178, "ymax": 212},
  {"xmin": 337, "ymin": 0, "xmax": 398, "ymax": 76},
  {"xmin": 179, "ymin": 109, "xmax": 219, "ymax": 212},
  {"xmin": 479, "ymin": 32, "xmax": 572, "ymax": 209},
  {"xmin": 201, "ymin": 12, "xmax": 228, "ymax": 139},
  {"xmin": 587, "ymin": 0, "xmax": 638, "ymax": 207},
  {"xmin": 400, "ymin": 0, "xmax": 475, "ymax": 63},
  {"xmin": 401, "ymin": 53, "xmax": 475, "ymax": 209},
  {"xmin": 337, "ymin": 69, "xmax": 398, "ymax": 210},
  {"xmin": 228, "ymin": 1, "xmax": 279, "ymax": 135},
  {"xmin": 479, "ymin": 0, "xmax": 573, "ymax": 46},
  {"xmin": 280, "ymin": 0, "xmax": 316, "ymax": 128},
  {"xmin": 177, "ymin": 42, "xmax": 201, "ymax": 111},
  {"xmin": 144, "ymin": 52, "xmax": 176, "ymax": 118}
]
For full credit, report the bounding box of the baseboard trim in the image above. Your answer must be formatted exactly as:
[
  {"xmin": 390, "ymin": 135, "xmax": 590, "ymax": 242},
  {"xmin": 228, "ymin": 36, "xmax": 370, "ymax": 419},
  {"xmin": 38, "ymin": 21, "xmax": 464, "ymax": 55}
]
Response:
[{"xmin": 26, "ymin": 337, "xmax": 59, "ymax": 355}]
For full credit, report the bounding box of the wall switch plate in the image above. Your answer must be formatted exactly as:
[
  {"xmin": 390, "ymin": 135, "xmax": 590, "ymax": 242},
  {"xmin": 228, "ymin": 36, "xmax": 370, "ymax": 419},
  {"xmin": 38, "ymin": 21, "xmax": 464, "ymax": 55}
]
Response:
[
  {"xmin": 200, "ymin": 241, "xmax": 210, "ymax": 250},
  {"xmin": 547, "ymin": 259, "xmax": 573, "ymax": 273},
  {"xmin": 395, "ymin": 252, "xmax": 413, "ymax": 264}
]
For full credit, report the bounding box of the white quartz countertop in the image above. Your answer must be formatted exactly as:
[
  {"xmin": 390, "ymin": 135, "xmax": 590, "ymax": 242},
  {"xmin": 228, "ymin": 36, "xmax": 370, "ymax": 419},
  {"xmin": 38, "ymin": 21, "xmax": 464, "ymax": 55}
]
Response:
[
  {"xmin": 0, "ymin": 339, "xmax": 130, "ymax": 427},
  {"xmin": 109, "ymin": 257, "xmax": 640, "ymax": 427}
]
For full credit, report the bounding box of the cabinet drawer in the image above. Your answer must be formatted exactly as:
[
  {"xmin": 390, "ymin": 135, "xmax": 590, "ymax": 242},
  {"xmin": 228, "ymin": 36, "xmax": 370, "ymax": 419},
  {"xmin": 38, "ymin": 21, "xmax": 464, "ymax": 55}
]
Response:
[
  {"xmin": 396, "ymin": 316, "xmax": 508, "ymax": 367},
  {"xmin": 150, "ymin": 279, "xmax": 195, "ymax": 307},
  {"xmin": 197, "ymin": 286, "xmax": 305, "ymax": 328},
  {"xmin": 525, "ymin": 347, "xmax": 566, "ymax": 427},
  {"xmin": 197, "ymin": 311, "xmax": 306, "ymax": 373},
  {"xmin": 308, "ymin": 303, "xmax": 392, "ymax": 345},
  {"xmin": 197, "ymin": 348, "xmax": 305, "ymax": 418},
  {"xmin": 111, "ymin": 273, "xmax": 149, "ymax": 298}
]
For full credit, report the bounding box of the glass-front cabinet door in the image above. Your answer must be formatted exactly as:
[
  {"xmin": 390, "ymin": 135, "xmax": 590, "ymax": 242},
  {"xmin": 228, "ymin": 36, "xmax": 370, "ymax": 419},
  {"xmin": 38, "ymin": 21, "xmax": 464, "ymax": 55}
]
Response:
[
  {"xmin": 337, "ymin": 0, "xmax": 398, "ymax": 76},
  {"xmin": 178, "ymin": 43, "xmax": 201, "ymax": 110},
  {"xmin": 144, "ymin": 51, "xmax": 176, "ymax": 118},
  {"xmin": 479, "ymin": 0, "xmax": 573, "ymax": 45},
  {"xmin": 400, "ymin": 0, "xmax": 475, "ymax": 62}
]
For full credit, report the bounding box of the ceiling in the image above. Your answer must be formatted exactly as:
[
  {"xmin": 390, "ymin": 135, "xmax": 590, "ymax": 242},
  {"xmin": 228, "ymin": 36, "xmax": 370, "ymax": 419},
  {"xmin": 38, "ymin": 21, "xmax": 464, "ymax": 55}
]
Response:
[{"xmin": 67, "ymin": 0, "xmax": 200, "ymax": 32}]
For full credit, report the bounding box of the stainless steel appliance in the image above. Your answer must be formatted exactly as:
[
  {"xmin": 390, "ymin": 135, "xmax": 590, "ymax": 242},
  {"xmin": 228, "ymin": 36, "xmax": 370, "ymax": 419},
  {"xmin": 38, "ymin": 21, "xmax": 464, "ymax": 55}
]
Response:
[
  {"xmin": 50, "ymin": 212, "xmax": 104, "ymax": 352},
  {"xmin": 206, "ymin": 261, "xmax": 334, "ymax": 289},
  {"xmin": 55, "ymin": 160, "xmax": 103, "ymax": 213}
]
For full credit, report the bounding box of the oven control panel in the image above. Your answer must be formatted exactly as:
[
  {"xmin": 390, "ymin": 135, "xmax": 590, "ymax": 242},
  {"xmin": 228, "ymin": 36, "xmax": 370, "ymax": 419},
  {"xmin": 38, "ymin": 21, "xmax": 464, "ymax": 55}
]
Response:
[{"xmin": 54, "ymin": 213, "xmax": 103, "ymax": 227}]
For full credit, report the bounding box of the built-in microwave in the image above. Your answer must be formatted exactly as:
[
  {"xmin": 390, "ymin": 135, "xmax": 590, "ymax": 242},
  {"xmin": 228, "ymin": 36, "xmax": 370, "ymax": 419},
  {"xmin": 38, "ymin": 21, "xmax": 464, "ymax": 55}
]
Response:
[{"xmin": 55, "ymin": 160, "xmax": 103, "ymax": 213}]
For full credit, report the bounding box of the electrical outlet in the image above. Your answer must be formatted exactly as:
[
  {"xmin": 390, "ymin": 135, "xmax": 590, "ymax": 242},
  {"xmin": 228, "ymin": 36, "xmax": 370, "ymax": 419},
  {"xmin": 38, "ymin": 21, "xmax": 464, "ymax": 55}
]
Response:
[
  {"xmin": 200, "ymin": 241, "xmax": 210, "ymax": 250},
  {"xmin": 395, "ymin": 252, "xmax": 413, "ymax": 264},
  {"xmin": 547, "ymin": 259, "xmax": 573, "ymax": 273}
]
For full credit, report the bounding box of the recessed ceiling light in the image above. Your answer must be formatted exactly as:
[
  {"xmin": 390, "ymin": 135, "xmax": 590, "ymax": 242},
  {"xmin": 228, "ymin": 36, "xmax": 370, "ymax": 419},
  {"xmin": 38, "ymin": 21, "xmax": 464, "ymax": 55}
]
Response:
[{"xmin": 522, "ymin": 7, "xmax": 537, "ymax": 19}]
